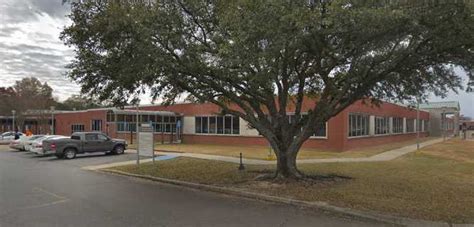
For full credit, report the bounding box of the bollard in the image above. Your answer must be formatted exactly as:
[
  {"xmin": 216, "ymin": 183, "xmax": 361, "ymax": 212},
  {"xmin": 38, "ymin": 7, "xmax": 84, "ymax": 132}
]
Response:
[{"xmin": 238, "ymin": 152, "xmax": 245, "ymax": 171}]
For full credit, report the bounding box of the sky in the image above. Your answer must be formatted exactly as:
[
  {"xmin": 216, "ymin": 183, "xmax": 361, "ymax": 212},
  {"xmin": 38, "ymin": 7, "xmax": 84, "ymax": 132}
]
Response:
[{"xmin": 0, "ymin": 0, "xmax": 473, "ymax": 117}]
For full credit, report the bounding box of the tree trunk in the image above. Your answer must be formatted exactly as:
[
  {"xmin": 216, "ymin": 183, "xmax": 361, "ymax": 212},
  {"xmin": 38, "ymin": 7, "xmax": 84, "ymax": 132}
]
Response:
[{"xmin": 274, "ymin": 146, "xmax": 304, "ymax": 180}]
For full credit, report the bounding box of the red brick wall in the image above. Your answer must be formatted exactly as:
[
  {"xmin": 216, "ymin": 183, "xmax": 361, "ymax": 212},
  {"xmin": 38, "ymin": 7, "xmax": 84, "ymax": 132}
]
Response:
[
  {"xmin": 55, "ymin": 110, "xmax": 108, "ymax": 136},
  {"xmin": 340, "ymin": 100, "xmax": 430, "ymax": 150},
  {"xmin": 51, "ymin": 100, "xmax": 431, "ymax": 152}
]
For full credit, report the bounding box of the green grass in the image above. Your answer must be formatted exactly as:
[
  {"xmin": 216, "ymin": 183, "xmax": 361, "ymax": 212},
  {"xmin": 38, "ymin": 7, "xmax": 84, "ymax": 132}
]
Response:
[{"xmin": 111, "ymin": 139, "xmax": 474, "ymax": 223}]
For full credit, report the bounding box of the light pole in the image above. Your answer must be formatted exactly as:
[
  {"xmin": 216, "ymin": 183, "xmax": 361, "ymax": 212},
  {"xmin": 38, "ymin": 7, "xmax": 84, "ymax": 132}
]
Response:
[
  {"xmin": 50, "ymin": 106, "xmax": 55, "ymax": 135},
  {"xmin": 442, "ymin": 107, "xmax": 446, "ymax": 141},
  {"xmin": 416, "ymin": 99, "xmax": 420, "ymax": 150},
  {"xmin": 11, "ymin": 110, "xmax": 16, "ymax": 131},
  {"xmin": 136, "ymin": 103, "xmax": 140, "ymax": 165}
]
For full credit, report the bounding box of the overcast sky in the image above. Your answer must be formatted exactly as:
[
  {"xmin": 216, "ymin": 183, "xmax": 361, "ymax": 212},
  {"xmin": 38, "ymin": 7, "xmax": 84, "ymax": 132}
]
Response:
[{"xmin": 0, "ymin": 0, "xmax": 473, "ymax": 117}]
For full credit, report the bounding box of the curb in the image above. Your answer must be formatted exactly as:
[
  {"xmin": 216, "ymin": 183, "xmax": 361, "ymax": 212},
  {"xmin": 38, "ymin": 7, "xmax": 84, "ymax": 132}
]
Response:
[{"xmin": 99, "ymin": 168, "xmax": 466, "ymax": 227}]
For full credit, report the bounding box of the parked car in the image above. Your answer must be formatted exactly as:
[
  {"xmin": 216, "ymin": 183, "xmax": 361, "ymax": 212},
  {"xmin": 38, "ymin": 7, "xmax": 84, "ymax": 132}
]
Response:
[
  {"xmin": 42, "ymin": 132, "xmax": 127, "ymax": 159},
  {"xmin": 0, "ymin": 132, "xmax": 25, "ymax": 143},
  {"xmin": 9, "ymin": 135, "xmax": 44, "ymax": 151},
  {"xmin": 28, "ymin": 135, "xmax": 68, "ymax": 155}
]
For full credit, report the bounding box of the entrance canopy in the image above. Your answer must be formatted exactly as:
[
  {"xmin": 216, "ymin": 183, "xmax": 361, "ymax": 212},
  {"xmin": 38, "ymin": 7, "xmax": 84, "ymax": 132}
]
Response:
[{"xmin": 106, "ymin": 108, "xmax": 182, "ymax": 133}]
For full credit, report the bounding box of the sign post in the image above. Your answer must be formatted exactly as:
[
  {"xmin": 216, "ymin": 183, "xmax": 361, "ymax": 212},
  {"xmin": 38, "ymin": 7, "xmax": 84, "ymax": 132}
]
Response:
[
  {"xmin": 136, "ymin": 104, "xmax": 140, "ymax": 165},
  {"xmin": 139, "ymin": 123, "xmax": 155, "ymax": 162}
]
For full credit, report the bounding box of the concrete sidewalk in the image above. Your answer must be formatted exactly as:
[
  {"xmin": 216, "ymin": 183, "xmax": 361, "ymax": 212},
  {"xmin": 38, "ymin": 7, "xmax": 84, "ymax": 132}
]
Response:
[
  {"xmin": 118, "ymin": 137, "xmax": 445, "ymax": 166},
  {"xmin": 153, "ymin": 137, "xmax": 444, "ymax": 165}
]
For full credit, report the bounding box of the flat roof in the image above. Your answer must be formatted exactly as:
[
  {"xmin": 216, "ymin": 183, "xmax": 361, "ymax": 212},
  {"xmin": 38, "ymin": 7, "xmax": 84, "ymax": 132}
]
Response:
[
  {"xmin": 108, "ymin": 109, "xmax": 179, "ymax": 116},
  {"xmin": 419, "ymin": 101, "xmax": 460, "ymax": 110}
]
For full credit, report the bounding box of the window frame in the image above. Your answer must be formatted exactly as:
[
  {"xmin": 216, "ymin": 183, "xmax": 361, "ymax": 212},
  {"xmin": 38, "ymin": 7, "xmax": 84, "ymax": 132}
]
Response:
[
  {"xmin": 391, "ymin": 117, "xmax": 403, "ymax": 134},
  {"xmin": 71, "ymin": 124, "xmax": 85, "ymax": 133},
  {"xmin": 91, "ymin": 119, "xmax": 102, "ymax": 132},
  {"xmin": 374, "ymin": 116, "xmax": 390, "ymax": 135},
  {"xmin": 195, "ymin": 115, "xmax": 240, "ymax": 135},
  {"xmin": 406, "ymin": 119, "xmax": 415, "ymax": 133},
  {"xmin": 309, "ymin": 122, "xmax": 328, "ymax": 139},
  {"xmin": 348, "ymin": 113, "xmax": 370, "ymax": 138}
]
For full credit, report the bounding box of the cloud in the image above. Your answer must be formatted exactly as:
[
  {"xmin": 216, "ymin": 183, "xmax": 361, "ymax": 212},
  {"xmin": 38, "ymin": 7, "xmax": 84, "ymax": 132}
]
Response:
[
  {"xmin": 0, "ymin": 0, "xmax": 80, "ymax": 101},
  {"xmin": 1, "ymin": 0, "xmax": 472, "ymax": 115}
]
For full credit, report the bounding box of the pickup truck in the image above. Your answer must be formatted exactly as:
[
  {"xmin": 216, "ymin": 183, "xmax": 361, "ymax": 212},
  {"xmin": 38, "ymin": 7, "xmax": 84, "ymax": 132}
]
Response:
[{"xmin": 42, "ymin": 132, "xmax": 127, "ymax": 159}]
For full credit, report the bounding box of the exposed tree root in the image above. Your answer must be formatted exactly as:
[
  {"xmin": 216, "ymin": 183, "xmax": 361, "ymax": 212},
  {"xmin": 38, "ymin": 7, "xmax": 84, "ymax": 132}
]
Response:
[{"xmin": 254, "ymin": 171, "xmax": 351, "ymax": 184}]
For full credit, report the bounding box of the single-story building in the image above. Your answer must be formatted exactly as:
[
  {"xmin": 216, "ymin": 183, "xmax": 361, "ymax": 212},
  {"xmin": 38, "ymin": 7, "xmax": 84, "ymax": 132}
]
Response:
[
  {"xmin": 52, "ymin": 100, "xmax": 433, "ymax": 151},
  {"xmin": 2, "ymin": 100, "xmax": 459, "ymax": 151}
]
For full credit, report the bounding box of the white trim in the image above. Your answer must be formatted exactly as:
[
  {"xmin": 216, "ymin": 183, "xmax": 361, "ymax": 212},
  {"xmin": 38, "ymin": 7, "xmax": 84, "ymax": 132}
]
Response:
[{"xmin": 347, "ymin": 135, "xmax": 371, "ymax": 139}]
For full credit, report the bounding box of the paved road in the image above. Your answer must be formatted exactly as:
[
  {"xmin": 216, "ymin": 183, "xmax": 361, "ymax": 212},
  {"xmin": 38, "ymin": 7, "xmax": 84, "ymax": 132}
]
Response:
[{"xmin": 0, "ymin": 146, "xmax": 389, "ymax": 227}]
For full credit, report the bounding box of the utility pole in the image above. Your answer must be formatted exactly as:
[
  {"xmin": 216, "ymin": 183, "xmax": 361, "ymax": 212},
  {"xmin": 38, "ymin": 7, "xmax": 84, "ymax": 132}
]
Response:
[
  {"xmin": 442, "ymin": 107, "xmax": 446, "ymax": 141},
  {"xmin": 12, "ymin": 110, "xmax": 16, "ymax": 131},
  {"xmin": 50, "ymin": 106, "xmax": 55, "ymax": 134},
  {"xmin": 136, "ymin": 103, "xmax": 140, "ymax": 165},
  {"xmin": 416, "ymin": 99, "xmax": 420, "ymax": 150}
]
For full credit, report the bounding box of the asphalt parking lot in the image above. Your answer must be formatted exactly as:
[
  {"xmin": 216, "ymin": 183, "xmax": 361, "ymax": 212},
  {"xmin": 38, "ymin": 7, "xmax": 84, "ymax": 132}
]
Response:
[
  {"xmin": 10, "ymin": 148, "xmax": 138, "ymax": 168},
  {"xmin": 0, "ymin": 145, "xmax": 386, "ymax": 227}
]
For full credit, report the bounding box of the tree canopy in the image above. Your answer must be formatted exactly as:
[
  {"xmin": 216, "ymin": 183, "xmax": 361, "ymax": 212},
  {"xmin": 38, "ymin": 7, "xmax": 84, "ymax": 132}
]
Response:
[
  {"xmin": 56, "ymin": 94, "xmax": 104, "ymax": 111},
  {"xmin": 0, "ymin": 77, "xmax": 55, "ymax": 115},
  {"xmin": 61, "ymin": 0, "xmax": 474, "ymax": 179}
]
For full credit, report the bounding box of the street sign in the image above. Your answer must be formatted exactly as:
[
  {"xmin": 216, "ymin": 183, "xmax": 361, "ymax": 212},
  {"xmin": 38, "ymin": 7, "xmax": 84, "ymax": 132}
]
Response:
[{"xmin": 138, "ymin": 124, "xmax": 154, "ymax": 158}]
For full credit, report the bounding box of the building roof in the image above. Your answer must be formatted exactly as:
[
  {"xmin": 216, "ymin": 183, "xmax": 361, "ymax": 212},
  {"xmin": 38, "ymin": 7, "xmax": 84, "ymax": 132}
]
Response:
[
  {"xmin": 419, "ymin": 101, "xmax": 460, "ymax": 110},
  {"xmin": 107, "ymin": 108, "xmax": 179, "ymax": 116}
]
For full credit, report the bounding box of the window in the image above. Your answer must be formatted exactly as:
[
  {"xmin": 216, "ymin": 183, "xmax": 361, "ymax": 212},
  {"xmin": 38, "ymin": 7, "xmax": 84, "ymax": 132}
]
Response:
[
  {"xmin": 202, "ymin": 117, "xmax": 209, "ymax": 133},
  {"xmin": 423, "ymin": 120, "xmax": 429, "ymax": 132},
  {"xmin": 375, "ymin": 116, "xmax": 390, "ymax": 135},
  {"xmin": 217, "ymin": 117, "xmax": 224, "ymax": 134},
  {"xmin": 392, "ymin": 117, "xmax": 403, "ymax": 134},
  {"xmin": 232, "ymin": 117, "xmax": 240, "ymax": 134},
  {"xmin": 195, "ymin": 117, "xmax": 202, "ymax": 133},
  {"xmin": 287, "ymin": 114, "xmax": 327, "ymax": 138},
  {"xmin": 348, "ymin": 113, "xmax": 369, "ymax": 137},
  {"xmin": 313, "ymin": 122, "xmax": 327, "ymax": 137},
  {"xmin": 224, "ymin": 116, "xmax": 232, "ymax": 134},
  {"xmin": 153, "ymin": 123, "xmax": 162, "ymax": 133},
  {"xmin": 97, "ymin": 134, "xmax": 109, "ymax": 141},
  {"xmin": 209, "ymin": 117, "xmax": 217, "ymax": 134},
  {"xmin": 116, "ymin": 122, "xmax": 136, "ymax": 132},
  {"xmin": 71, "ymin": 124, "xmax": 85, "ymax": 133},
  {"xmin": 85, "ymin": 134, "xmax": 98, "ymax": 141},
  {"xmin": 195, "ymin": 116, "xmax": 240, "ymax": 135},
  {"xmin": 417, "ymin": 119, "xmax": 423, "ymax": 132},
  {"xmin": 406, "ymin": 119, "xmax": 415, "ymax": 133},
  {"xmin": 91, "ymin": 119, "xmax": 102, "ymax": 131}
]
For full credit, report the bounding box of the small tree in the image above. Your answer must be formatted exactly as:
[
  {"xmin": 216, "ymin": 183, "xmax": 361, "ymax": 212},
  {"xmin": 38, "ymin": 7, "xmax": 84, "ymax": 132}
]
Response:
[
  {"xmin": 12, "ymin": 77, "xmax": 56, "ymax": 130},
  {"xmin": 61, "ymin": 0, "xmax": 473, "ymax": 179}
]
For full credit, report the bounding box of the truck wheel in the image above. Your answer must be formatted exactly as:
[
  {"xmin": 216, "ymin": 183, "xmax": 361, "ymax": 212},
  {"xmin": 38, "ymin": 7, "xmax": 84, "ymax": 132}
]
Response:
[
  {"xmin": 64, "ymin": 148, "xmax": 77, "ymax": 159},
  {"xmin": 112, "ymin": 145, "xmax": 125, "ymax": 155}
]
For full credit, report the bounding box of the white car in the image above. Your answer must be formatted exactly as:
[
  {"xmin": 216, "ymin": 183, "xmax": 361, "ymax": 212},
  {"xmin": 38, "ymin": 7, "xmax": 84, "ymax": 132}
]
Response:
[
  {"xmin": 29, "ymin": 135, "xmax": 68, "ymax": 155},
  {"xmin": 21, "ymin": 135, "xmax": 46, "ymax": 151},
  {"xmin": 9, "ymin": 135, "xmax": 45, "ymax": 151},
  {"xmin": 1, "ymin": 132, "xmax": 25, "ymax": 144}
]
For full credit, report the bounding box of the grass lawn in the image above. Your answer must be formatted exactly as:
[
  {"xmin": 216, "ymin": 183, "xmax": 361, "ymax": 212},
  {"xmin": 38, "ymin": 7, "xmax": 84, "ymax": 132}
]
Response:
[
  {"xmin": 128, "ymin": 136, "xmax": 438, "ymax": 160},
  {"xmin": 112, "ymin": 139, "xmax": 474, "ymax": 223}
]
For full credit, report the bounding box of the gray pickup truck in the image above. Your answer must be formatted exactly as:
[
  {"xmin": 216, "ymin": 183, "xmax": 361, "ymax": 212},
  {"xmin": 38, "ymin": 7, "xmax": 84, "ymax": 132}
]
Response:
[{"xmin": 42, "ymin": 132, "xmax": 127, "ymax": 159}]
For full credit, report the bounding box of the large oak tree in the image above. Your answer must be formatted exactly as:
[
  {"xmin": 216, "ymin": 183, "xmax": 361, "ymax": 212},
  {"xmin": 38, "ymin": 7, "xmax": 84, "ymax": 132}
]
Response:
[{"xmin": 61, "ymin": 0, "xmax": 473, "ymax": 179}]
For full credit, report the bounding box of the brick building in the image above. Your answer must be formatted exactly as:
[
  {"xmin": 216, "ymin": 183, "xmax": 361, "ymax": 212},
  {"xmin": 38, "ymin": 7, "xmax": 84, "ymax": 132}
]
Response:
[{"xmin": 34, "ymin": 99, "xmax": 434, "ymax": 152}]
